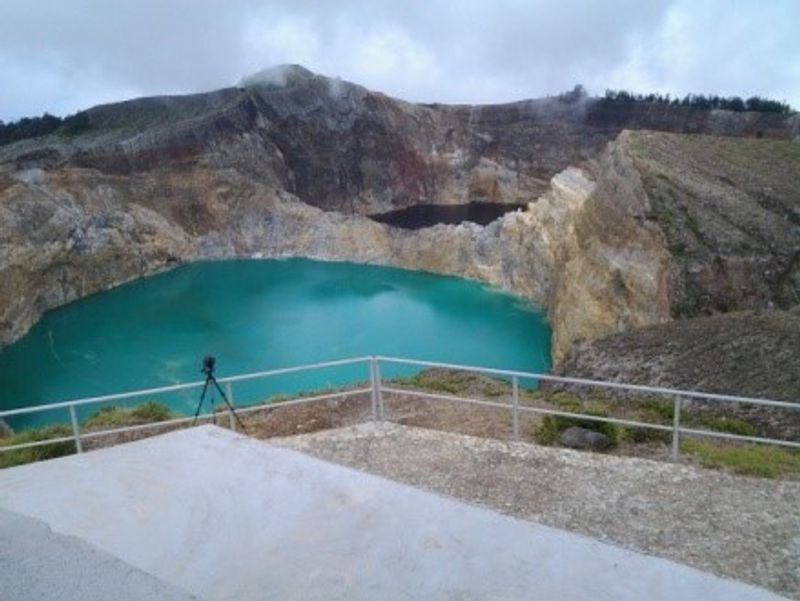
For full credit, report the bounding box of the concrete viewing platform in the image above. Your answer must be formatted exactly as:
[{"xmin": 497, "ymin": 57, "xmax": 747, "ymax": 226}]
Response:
[{"xmin": 0, "ymin": 426, "xmax": 790, "ymax": 600}]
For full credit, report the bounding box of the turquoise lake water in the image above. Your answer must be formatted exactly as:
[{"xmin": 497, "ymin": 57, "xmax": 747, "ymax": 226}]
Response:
[{"xmin": 0, "ymin": 259, "xmax": 551, "ymax": 429}]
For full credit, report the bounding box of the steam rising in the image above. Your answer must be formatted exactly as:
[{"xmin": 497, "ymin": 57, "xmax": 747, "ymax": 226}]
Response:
[{"xmin": 238, "ymin": 64, "xmax": 314, "ymax": 89}]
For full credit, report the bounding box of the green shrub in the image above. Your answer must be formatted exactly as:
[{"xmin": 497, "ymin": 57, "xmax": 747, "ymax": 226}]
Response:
[
  {"xmin": 682, "ymin": 439, "xmax": 800, "ymax": 478},
  {"xmin": 130, "ymin": 401, "xmax": 172, "ymax": 422},
  {"xmin": 481, "ymin": 380, "xmax": 509, "ymax": 397},
  {"xmin": 60, "ymin": 111, "xmax": 91, "ymax": 136},
  {"xmin": 535, "ymin": 416, "xmax": 567, "ymax": 445},
  {"xmin": 688, "ymin": 415, "xmax": 757, "ymax": 437},
  {"xmin": 0, "ymin": 425, "xmax": 75, "ymax": 468},
  {"xmin": 621, "ymin": 426, "xmax": 671, "ymax": 444},
  {"xmin": 534, "ymin": 404, "xmax": 620, "ymax": 448},
  {"xmin": 625, "ymin": 399, "xmax": 758, "ymax": 443},
  {"xmin": 547, "ymin": 391, "xmax": 584, "ymax": 412},
  {"xmin": 84, "ymin": 401, "xmax": 172, "ymax": 428},
  {"xmin": 392, "ymin": 369, "xmax": 512, "ymax": 398},
  {"xmin": 84, "ymin": 406, "xmax": 124, "ymax": 428},
  {"xmin": 632, "ymin": 398, "xmax": 674, "ymax": 423},
  {"xmin": 619, "ymin": 397, "xmax": 675, "ymax": 444},
  {"xmin": 393, "ymin": 371, "xmax": 469, "ymax": 395}
]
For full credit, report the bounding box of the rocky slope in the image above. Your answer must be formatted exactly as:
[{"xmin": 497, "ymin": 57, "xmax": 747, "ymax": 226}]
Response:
[
  {"xmin": 557, "ymin": 307, "xmax": 800, "ymax": 437},
  {"xmin": 560, "ymin": 307, "xmax": 800, "ymax": 402},
  {"xmin": 1, "ymin": 66, "xmax": 798, "ymax": 386}
]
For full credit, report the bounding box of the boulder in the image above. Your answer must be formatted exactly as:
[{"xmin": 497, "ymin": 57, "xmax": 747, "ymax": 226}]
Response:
[{"xmin": 560, "ymin": 426, "xmax": 610, "ymax": 451}]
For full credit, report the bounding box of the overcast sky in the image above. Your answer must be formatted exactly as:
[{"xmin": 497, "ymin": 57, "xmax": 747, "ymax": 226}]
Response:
[{"xmin": 1, "ymin": 0, "xmax": 798, "ymax": 121}]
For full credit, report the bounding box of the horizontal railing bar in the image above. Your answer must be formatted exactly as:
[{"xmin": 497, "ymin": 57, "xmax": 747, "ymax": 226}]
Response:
[
  {"xmin": 232, "ymin": 388, "xmax": 373, "ymax": 416},
  {"xmin": 0, "ymin": 381, "xmax": 206, "ymax": 417},
  {"xmin": 381, "ymin": 387, "xmax": 512, "ymax": 411},
  {"xmin": 515, "ymin": 405, "xmax": 674, "ymax": 432},
  {"xmin": 378, "ymin": 356, "xmax": 799, "ymax": 410},
  {"xmin": 384, "ymin": 387, "xmax": 677, "ymax": 433},
  {"xmin": 216, "ymin": 357, "xmax": 371, "ymax": 385},
  {"xmin": 383, "ymin": 385, "xmax": 800, "ymax": 447},
  {"xmin": 20, "ymin": 388, "xmax": 375, "ymax": 444},
  {"xmin": 2, "ymin": 354, "xmax": 798, "ymax": 461},
  {"xmin": 0, "ymin": 388, "xmax": 373, "ymax": 453},
  {"xmin": 70, "ymin": 395, "xmax": 800, "ymax": 450},
  {"xmin": 386, "ymin": 383, "xmax": 800, "ymax": 445},
  {"xmin": 0, "ymin": 435, "xmax": 77, "ymax": 453},
  {"xmin": 679, "ymin": 427, "xmax": 800, "ymax": 449},
  {"xmin": 78, "ymin": 415, "xmax": 204, "ymax": 441},
  {"xmin": 0, "ymin": 356, "xmax": 372, "ymax": 418}
]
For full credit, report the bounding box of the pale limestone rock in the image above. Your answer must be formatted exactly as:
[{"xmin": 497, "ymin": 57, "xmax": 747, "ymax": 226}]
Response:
[{"xmin": 548, "ymin": 138, "xmax": 671, "ymax": 363}]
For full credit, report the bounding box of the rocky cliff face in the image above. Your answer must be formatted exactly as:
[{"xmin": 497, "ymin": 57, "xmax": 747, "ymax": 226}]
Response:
[
  {"xmin": 547, "ymin": 137, "xmax": 672, "ymax": 362},
  {"xmin": 547, "ymin": 130, "xmax": 799, "ymax": 362},
  {"xmin": 1, "ymin": 66, "xmax": 798, "ymax": 370}
]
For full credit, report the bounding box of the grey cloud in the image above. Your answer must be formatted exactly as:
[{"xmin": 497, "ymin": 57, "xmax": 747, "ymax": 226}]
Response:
[{"xmin": 0, "ymin": 0, "xmax": 797, "ymax": 121}]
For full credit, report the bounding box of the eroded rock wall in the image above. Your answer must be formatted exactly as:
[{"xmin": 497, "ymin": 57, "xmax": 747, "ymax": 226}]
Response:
[
  {"xmin": 548, "ymin": 134, "xmax": 672, "ymax": 362},
  {"xmin": 1, "ymin": 68, "xmax": 797, "ymax": 366},
  {"xmin": 0, "ymin": 163, "xmax": 557, "ymax": 346},
  {"xmin": 0, "ymin": 170, "xmax": 193, "ymax": 344},
  {"xmin": 3, "ymin": 129, "xmax": 797, "ymax": 369}
]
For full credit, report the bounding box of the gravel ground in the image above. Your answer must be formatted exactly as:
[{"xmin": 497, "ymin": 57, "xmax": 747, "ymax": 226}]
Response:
[{"xmin": 274, "ymin": 422, "xmax": 800, "ymax": 600}]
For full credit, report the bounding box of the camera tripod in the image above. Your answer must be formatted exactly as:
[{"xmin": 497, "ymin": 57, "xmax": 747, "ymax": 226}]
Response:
[{"xmin": 192, "ymin": 355, "xmax": 248, "ymax": 433}]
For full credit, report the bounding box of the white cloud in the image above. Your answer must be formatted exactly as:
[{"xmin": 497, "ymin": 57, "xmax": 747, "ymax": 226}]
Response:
[
  {"xmin": 349, "ymin": 28, "xmax": 440, "ymax": 90},
  {"xmin": 604, "ymin": 0, "xmax": 800, "ymax": 103},
  {"xmin": 0, "ymin": 0, "xmax": 797, "ymax": 120},
  {"xmin": 242, "ymin": 15, "xmax": 320, "ymax": 72},
  {"xmin": 0, "ymin": 55, "xmax": 142, "ymax": 121}
]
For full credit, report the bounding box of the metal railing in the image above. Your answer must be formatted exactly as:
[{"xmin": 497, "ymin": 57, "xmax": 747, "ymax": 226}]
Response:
[{"xmin": 1, "ymin": 355, "xmax": 798, "ymax": 463}]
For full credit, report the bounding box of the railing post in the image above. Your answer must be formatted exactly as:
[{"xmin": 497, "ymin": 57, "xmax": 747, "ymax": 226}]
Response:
[
  {"xmin": 671, "ymin": 396, "xmax": 682, "ymax": 461},
  {"xmin": 69, "ymin": 405, "xmax": 83, "ymax": 454},
  {"xmin": 512, "ymin": 376, "xmax": 520, "ymax": 442},
  {"xmin": 226, "ymin": 382, "xmax": 236, "ymax": 432},
  {"xmin": 374, "ymin": 358, "xmax": 384, "ymax": 421},
  {"xmin": 369, "ymin": 358, "xmax": 379, "ymax": 422}
]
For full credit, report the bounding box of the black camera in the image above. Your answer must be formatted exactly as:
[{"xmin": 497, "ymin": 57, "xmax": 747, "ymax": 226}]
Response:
[{"xmin": 201, "ymin": 355, "xmax": 216, "ymax": 376}]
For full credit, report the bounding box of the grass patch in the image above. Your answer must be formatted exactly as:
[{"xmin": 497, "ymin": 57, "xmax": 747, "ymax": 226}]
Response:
[
  {"xmin": 686, "ymin": 415, "xmax": 757, "ymax": 437},
  {"xmin": 546, "ymin": 391, "xmax": 584, "ymax": 412},
  {"xmin": 622, "ymin": 400, "xmax": 758, "ymax": 445},
  {"xmin": 611, "ymin": 396, "xmax": 672, "ymax": 444},
  {"xmin": 534, "ymin": 403, "xmax": 620, "ymax": 448},
  {"xmin": 131, "ymin": 401, "xmax": 172, "ymax": 422},
  {"xmin": 84, "ymin": 401, "xmax": 172, "ymax": 429},
  {"xmin": 621, "ymin": 425, "xmax": 671, "ymax": 444},
  {"xmin": 0, "ymin": 425, "xmax": 75, "ymax": 468},
  {"xmin": 481, "ymin": 381, "xmax": 508, "ymax": 397},
  {"xmin": 392, "ymin": 371, "xmax": 471, "ymax": 396},
  {"xmin": 632, "ymin": 398, "xmax": 674, "ymax": 424},
  {"xmin": 392, "ymin": 369, "xmax": 511, "ymax": 398},
  {"xmin": 682, "ymin": 438, "xmax": 800, "ymax": 478},
  {"xmin": 268, "ymin": 382, "xmax": 369, "ymax": 404}
]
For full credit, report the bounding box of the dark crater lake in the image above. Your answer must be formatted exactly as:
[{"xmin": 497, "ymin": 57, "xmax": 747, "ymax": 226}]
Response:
[
  {"xmin": 0, "ymin": 259, "xmax": 550, "ymax": 428},
  {"xmin": 370, "ymin": 201, "xmax": 526, "ymax": 229}
]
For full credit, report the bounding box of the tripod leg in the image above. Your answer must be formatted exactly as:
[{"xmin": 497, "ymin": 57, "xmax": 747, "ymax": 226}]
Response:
[
  {"xmin": 193, "ymin": 378, "xmax": 211, "ymax": 425},
  {"xmin": 210, "ymin": 377, "xmax": 248, "ymax": 434}
]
